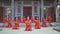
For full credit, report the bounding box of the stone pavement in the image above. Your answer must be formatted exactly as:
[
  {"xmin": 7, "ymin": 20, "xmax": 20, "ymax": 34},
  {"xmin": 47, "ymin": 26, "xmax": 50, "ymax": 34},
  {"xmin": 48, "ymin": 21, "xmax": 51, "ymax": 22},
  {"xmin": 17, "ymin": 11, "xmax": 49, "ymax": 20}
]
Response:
[
  {"xmin": 0, "ymin": 27, "xmax": 60, "ymax": 34},
  {"xmin": 0, "ymin": 22, "xmax": 60, "ymax": 27}
]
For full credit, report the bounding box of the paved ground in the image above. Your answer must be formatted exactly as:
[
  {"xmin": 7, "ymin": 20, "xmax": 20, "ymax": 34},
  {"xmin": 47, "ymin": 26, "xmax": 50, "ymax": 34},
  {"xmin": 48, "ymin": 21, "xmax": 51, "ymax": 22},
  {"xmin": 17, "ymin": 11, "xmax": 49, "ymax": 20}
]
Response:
[
  {"xmin": 0, "ymin": 27, "xmax": 60, "ymax": 34},
  {"xmin": 0, "ymin": 22, "xmax": 60, "ymax": 27},
  {"xmin": 0, "ymin": 22, "xmax": 60, "ymax": 34}
]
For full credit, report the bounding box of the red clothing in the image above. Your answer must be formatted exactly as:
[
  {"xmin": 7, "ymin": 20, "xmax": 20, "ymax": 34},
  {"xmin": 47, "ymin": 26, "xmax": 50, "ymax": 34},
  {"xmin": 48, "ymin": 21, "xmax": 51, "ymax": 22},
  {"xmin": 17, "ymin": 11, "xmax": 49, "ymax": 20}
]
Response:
[
  {"xmin": 35, "ymin": 20, "xmax": 40, "ymax": 29},
  {"xmin": 48, "ymin": 16, "xmax": 52, "ymax": 23},
  {"xmin": 3, "ymin": 17, "xmax": 8, "ymax": 23},
  {"xmin": 25, "ymin": 20, "xmax": 32, "ymax": 31},
  {"xmin": 17, "ymin": 18, "xmax": 20, "ymax": 23},
  {"xmin": 13, "ymin": 19, "xmax": 20, "ymax": 29},
  {"xmin": 31, "ymin": 18, "xmax": 34, "ymax": 23},
  {"xmin": 18, "ymin": 18, "xmax": 20, "ymax": 22},
  {"xmin": 42, "ymin": 19, "xmax": 47, "ymax": 27},
  {"xmin": 22, "ymin": 17, "xmax": 26, "ymax": 23},
  {"xmin": 6, "ymin": 20, "xmax": 12, "ymax": 28}
]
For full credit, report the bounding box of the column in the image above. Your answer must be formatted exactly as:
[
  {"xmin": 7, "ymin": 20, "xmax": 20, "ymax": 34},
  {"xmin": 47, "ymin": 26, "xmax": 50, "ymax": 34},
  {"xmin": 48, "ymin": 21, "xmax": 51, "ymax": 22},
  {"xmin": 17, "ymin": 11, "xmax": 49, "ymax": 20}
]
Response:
[
  {"xmin": 38, "ymin": 2, "xmax": 40, "ymax": 19},
  {"xmin": 41, "ymin": 0, "xmax": 44, "ymax": 20},
  {"xmin": 11, "ymin": 0, "xmax": 14, "ymax": 23},
  {"xmin": 54, "ymin": 0, "xmax": 57, "ymax": 21},
  {"xmin": 32, "ymin": 1, "xmax": 34, "ymax": 18}
]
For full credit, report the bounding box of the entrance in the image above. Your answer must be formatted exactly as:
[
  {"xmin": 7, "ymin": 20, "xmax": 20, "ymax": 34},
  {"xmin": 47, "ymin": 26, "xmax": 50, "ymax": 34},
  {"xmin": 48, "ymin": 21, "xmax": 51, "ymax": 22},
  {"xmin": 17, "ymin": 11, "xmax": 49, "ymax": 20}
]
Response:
[
  {"xmin": 23, "ymin": 6, "xmax": 32, "ymax": 18},
  {"xmin": 0, "ymin": 7, "xmax": 3, "ymax": 23}
]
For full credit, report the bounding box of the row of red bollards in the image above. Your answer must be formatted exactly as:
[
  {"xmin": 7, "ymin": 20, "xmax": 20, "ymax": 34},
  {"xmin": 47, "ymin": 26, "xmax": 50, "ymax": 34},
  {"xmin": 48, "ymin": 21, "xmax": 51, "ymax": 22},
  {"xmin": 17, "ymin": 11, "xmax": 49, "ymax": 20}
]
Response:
[{"xmin": 3, "ymin": 16, "xmax": 52, "ymax": 31}]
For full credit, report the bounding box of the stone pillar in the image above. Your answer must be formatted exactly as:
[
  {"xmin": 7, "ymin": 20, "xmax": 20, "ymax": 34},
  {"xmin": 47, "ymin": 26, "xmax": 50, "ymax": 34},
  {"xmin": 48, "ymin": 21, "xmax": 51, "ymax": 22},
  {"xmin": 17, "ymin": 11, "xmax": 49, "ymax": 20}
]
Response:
[
  {"xmin": 41, "ymin": 0, "xmax": 44, "ymax": 20},
  {"xmin": 11, "ymin": 0, "xmax": 14, "ymax": 23}
]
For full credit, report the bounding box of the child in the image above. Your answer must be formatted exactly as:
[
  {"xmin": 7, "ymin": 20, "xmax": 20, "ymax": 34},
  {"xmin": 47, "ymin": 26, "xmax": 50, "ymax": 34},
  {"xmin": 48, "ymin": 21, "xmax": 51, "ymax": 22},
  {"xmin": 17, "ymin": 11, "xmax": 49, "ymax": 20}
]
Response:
[
  {"xmin": 17, "ymin": 17, "xmax": 20, "ymax": 23},
  {"xmin": 31, "ymin": 18, "xmax": 34, "ymax": 23},
  {"xmin": 3, "ymin": 16, "xmax": 8, "ymax": 23},
  {"xmin": 3, "ymin": 16, "xmax": 8, "ymax": 27},
  {"xmin": 13, "ymin": 17, "xmax": 20, "ymax": 29},
  {"xmin": 42, "ymin": 18, "xmax": 47, "ymax": 27},
  {"xmin": 25, "ymin": 16, "xmax": 32, "ymax": 31},
  {"xmin": 34, "ymin": 17, "xmax": 40, "ymax": 29},
  {"xmin": 48, "ymin": 16, "xmax": 52, "ymax": 26},
  {"xmin": 6, "ymin": 18, "xmax": 12, "ymax": 28}
]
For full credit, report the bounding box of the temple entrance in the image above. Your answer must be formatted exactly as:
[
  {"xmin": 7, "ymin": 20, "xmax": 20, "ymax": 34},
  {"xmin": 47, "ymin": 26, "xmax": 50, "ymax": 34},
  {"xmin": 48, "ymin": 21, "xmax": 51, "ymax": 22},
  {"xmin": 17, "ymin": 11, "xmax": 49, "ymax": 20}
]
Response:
[{"xmin": 23, "ymin": 6, "xmax": 32, "ymax": 18}]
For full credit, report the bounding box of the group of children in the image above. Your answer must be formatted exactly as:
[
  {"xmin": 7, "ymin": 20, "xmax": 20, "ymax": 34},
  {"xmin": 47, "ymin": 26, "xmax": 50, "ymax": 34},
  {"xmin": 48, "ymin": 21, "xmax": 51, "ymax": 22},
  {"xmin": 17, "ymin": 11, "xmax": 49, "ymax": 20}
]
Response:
[{"xmin": 3, "ymin": 16, "xmax": 52, "ymax": 31}]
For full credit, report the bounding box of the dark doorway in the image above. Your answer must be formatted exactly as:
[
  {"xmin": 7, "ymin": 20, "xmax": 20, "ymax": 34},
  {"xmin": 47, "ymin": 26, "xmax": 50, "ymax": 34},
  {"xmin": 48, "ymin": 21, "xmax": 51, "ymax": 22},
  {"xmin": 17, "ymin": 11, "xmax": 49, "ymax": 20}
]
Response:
[
  {"xmin": 23, "ymin": 6, "xmax": 32, "ymax": 18},
  {"xmin": 0, "ymin": 7, "xmax": 3, "ymax": 23}
]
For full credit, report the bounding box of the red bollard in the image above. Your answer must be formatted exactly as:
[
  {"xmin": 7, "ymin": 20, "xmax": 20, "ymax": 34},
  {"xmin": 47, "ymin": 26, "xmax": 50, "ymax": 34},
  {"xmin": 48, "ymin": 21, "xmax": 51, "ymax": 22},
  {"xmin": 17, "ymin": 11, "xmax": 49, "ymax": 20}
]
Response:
[
  {"xmin": 6, "ymin": 19, "xmax": 12, "ymax": 28},
  {"xmin": 48, "ymin": 16, "xmax": 52, "ymax": 23},
  {"xmin": 13, "ymin": 18, "xmax": 20, "ymax": 29},
  {"xmin": 25, "ymin": 16, "xmax": 32, "ymax": 31},
  {"xmin": 34, "ymin": 18, "xmax": 40, "ymax": 29},
  {"xmin": 42, "ymin": 19, "xmax": 47, "ymax": 27}
]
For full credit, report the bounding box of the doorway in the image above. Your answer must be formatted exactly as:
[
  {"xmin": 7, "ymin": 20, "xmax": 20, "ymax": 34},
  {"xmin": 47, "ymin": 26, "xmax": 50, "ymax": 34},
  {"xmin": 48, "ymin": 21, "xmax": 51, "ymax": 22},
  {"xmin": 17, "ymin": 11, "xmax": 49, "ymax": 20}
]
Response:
[
  {"xmin": 0, "ymin": 7, "xmax": 3, "ymax": 23},
  {"xmin": 23, "ymin": 6, "xmax": 32, "ymax": 18}
]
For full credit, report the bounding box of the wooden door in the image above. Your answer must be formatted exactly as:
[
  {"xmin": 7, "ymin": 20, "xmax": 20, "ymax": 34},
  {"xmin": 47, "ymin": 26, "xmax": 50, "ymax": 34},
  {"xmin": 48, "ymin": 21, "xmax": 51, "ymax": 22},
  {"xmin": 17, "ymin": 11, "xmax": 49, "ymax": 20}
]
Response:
[{"xmin": 23, "ymin": 6, "xmax": 32, "ymax": 18}]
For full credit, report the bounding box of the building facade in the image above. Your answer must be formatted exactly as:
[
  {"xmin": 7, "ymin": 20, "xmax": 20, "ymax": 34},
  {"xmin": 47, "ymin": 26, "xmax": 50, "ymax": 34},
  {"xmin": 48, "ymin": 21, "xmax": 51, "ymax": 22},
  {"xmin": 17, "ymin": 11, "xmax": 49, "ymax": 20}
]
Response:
[{"xmin": 0, "ymin": 0, "xmax": 60, "ymax": 23}]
